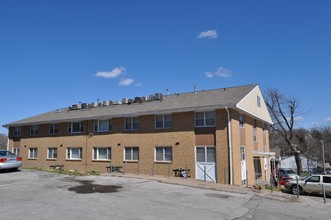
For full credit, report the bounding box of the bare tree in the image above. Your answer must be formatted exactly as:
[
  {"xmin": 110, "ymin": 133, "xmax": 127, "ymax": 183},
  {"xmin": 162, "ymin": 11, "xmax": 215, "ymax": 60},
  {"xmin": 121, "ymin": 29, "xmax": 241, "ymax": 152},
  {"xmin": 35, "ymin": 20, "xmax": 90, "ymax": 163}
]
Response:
[
  {"xmin": 265, "ymin": 88, "xmax": 303, "ymax": 175},
  {"xmin": 0, "ymin": 133, "xmax": 7, "ymax": 150}
]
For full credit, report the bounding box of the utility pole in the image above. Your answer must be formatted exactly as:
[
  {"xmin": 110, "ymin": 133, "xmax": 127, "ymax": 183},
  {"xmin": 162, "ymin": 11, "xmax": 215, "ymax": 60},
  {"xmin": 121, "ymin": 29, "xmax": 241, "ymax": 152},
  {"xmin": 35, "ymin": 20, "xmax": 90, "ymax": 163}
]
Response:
[{"xmin": 320, "ymin": 140, "xmax": 325, "ymax": 173}]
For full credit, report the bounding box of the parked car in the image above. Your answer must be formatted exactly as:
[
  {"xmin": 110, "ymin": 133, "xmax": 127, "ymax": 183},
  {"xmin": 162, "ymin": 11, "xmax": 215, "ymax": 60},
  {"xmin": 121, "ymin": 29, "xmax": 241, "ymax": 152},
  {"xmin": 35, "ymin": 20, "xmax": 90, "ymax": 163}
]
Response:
[
  {"xmin": 285, "ymin": 174, "xmax": 331, "ymax": 195},
  {"xmin": 277, "ymin": 168, "xmax": 300, "ymax": 180},
  {"xmin": 279, "ymin": 176, "xmax": 293, "ymax": 186},
  {"xmin": 321, "ymin": 170, "xmax": 331, "ymax": 175},
  {"xmin": 0, "ymin": 150, "xmax": 22, "ymax": 171}
]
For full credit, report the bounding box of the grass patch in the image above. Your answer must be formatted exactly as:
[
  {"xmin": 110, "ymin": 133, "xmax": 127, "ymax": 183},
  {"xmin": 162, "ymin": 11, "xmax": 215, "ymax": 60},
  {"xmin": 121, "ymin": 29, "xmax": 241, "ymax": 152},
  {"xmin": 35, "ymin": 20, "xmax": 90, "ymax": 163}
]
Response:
[{"xmin": 27, "ymin": 167, "xmax": 100, "ymax": 176}]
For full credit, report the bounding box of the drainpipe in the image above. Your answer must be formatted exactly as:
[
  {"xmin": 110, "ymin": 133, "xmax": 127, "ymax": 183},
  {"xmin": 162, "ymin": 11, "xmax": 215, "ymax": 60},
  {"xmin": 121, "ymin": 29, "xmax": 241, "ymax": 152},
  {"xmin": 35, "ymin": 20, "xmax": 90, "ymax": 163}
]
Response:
[{"xmin": 225, "ymin": 107, "xmax": 233, "ymax": 185}]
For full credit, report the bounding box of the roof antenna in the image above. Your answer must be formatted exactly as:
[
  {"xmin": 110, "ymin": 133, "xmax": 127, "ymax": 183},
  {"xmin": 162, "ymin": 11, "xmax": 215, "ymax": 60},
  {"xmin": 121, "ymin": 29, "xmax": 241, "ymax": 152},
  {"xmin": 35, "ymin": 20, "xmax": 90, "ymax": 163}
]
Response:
[{"xmin": 194, "ymin": 85, "xmax": 197, "ymax": 93}]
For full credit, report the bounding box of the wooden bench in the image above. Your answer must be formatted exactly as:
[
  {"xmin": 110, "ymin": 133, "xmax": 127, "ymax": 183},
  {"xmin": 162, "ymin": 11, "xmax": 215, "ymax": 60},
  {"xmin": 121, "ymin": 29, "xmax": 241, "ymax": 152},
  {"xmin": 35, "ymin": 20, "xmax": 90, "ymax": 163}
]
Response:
[
  {"xmin": 50, "ymin": 164, "xmax": 64, "ymax": 170},
  {"xmin": 106, "ymin": 165, "xmax": 123, "ymax": 173}
]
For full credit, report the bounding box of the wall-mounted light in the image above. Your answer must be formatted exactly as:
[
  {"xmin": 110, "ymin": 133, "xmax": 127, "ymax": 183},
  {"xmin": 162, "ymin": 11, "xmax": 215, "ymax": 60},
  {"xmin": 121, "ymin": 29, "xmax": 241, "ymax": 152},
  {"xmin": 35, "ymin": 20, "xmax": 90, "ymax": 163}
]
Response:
[
  {"xmin": 175, "ymin": 142, "xmax": 180, "ymax": 146},
  {"xmin": 24, "ymin": 145, "xmax": 27, "ymax": 148},
  {"xmin": 117, "ymin": 143, "xmax": 121, "ymax": 146},
  {"xmin": 60, "ymin": 144, "xmax": 63, "ymax": 147}
]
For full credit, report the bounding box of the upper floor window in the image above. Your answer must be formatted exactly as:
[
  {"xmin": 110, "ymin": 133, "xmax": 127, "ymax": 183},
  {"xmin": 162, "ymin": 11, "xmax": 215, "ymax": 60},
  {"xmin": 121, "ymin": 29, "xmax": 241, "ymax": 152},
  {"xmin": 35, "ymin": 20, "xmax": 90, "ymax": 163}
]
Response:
[
  {"xmin": 13, "ymin": 127, "xmax": 21, "ymax": 137},
  {"xmin": 124, "ymin": 147, "xmax": 139, "ymax": 161},
  {"xmin": 29, "ymin": 148, "xmax": 38, "ymax": 159},
  {"xmin": 68, "ymin": 122, "xmax": 84, "ymax": 133},
  {"xmin": 93, "ymin": 147, "xmax": 111, "ymax": 160},
  {"xmin": 155, "ymin": 147, "xmax": 172, "ymax": 162},
  {"xmin": 195, "ymin": 111, "xmax": 215, "ymax": 127},
  {"xmin": 49, "ymin": 124, "xmax": 59, "ymax": 135},
  {"xmin": 30, "ymin": 125, "xmax": 39, "ymax": 136},
  {"xmin": 125, "ymin": 117, "xmax": 139, "ymax": 130},
  {"xmin": 257, "ymin": 95, "xmax": 261, "ymax": 107},
  {"xmin": 239, "ymin": 114, "xmax": 245, "ymax": 128},
  {"xmin": 94, "ymin": 119, "xmax": 112, "ymax": 132},
  {"xmin": 253, "ymin": 121, "xmax": 257, "ymax": 142},
  {"xmin": 67, "ymin": 147, "xmax": 82, "ymax": 160},
  {"xmin": 155, "ymin": 114, "xmax": 172, "ymax": 129}
]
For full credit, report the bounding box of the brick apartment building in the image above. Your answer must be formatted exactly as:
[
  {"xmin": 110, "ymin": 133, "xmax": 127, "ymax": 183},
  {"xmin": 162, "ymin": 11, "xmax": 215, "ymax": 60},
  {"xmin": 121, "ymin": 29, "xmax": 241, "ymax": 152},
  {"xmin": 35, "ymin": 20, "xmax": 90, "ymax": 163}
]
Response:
[{"xmin": 3, "ymin": 84, "xmax": 274, "ymax": 186}]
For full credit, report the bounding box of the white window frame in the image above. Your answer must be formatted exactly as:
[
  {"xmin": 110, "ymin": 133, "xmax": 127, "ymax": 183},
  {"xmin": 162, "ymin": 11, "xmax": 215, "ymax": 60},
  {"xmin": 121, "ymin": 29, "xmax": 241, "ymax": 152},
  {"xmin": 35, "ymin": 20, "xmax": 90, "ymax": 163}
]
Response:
[
  {"xmin": 155, "ymin": 114, "xmax": 172, "ymax": 129},
  {"xmin": 13, "ymin": 127, "xmax": 21, "ymax": 137},
  {"xmin": 125, "ymin": 117, "xmax": 139, "ymax": 131},
  {"xmin": 155, "ymin": 147, "xmax": 172, "ymax": 162},
  {"xmin": 29, "ymin": 148, "xmax": 38, "ymax": 159},
  {"xmin": 49, "ymin": 124, "xmax": 59, "ymax": 135},
  {"xmin": 67, "ymin": 147, "xmax": 82, "ymax": 160},
  {"xmin": 94, "ymin": 119, "xmax": 112, "ymax": 132},
  {"xmin": 196, "ymin": 146, "xmax": 215, "ymax": 163},
  {"xmin": 68, "ymin": 122, "xmax": 84, "ymax": 133},
  {"xmin": 240, "ymin": 146, "xmax": 246, "ymax": 161},
  {"xmin": 195, "ymin": 111, "xmax": 215, "ymax": 127},
  {"xmin": 253, "ymin": 123, "xmax": 257, "ymax": 142},
  {"xmin": 13, "ymin": 147, "xmax": 20, "ymax": 156},
  {"xmin": 124, "ymin": 147, "xmax": 139, "ymax": 161},
  {"xmin": 30, "ymin": 125, "xmax": 39, "ymax": 136},
  {"xmin": 47, "ymin": 148, "xmax": 58, "ymax": 160},
  {"xmin": 257, "ymin": 95, "xmax": 261, "ymax": 108},
  {"xmin": 93, "ymin": 147, "xmax": 111, "ymax": 161}
]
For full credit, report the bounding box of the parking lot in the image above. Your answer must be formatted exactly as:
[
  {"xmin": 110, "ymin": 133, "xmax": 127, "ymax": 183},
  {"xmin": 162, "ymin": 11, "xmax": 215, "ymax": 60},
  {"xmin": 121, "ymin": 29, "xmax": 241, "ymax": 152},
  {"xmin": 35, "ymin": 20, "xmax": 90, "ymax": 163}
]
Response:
[{"xmin": 1, "ymin": 169, "xmax": 331, "ymax": 219}]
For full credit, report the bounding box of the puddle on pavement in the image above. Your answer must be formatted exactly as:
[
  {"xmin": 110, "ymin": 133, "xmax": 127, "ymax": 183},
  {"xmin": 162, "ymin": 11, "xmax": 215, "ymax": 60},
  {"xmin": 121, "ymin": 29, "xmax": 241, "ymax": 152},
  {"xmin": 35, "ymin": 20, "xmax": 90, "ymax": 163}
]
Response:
[
  {"xmin": 204, "ymin": 193, "xmax": 230, "ymax": 199},
  {"xmin": 68, "ymin": 180, "xmax": 122, "ymax": 194}
]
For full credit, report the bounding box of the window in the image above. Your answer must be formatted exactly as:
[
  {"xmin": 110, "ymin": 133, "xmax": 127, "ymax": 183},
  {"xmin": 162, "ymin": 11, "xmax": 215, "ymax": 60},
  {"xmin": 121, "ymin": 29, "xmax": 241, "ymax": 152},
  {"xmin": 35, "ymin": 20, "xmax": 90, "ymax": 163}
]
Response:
[
  {"xmin": 29, "ymin": 148, "xmax": 38, "ymax": 159},
  {"xmin": 30, "ymin": 125, "xmax": 39, "ymax": 136},
  {"xmin": 323, "ymin": 176, "xmax": 331, "ymax": 184},
  {"xmin": 49, "ymin": 124, "xmax": 59, "ymax": 134},
  {"xmin": 13, "ymin": 148, "xmax": 20, "ymax": 156},
  {"xmin": 47, "ymin": 148, "xmax": 57, "ymax": 159},
  {"xmin": 93, "ymin": 147, "xmax": 111, "ymax": 160},
  {"xmin": 67, "ymin": 147, "xmax": 82, "ymax": 160},
  {"xmin": 155, "ymin": 114, "xmax": 172, "ymax": 129},
  {"xmin": 196, "ymin": 147, "xmax": 215, "ymax": 163},
  {"xmin": 307, "ymin": 176, "xmax": 320, "ymax": 183},
  {"xmin": 68, "ymin": 122, "xmax": 84, "ymax": 133},
  {"xmin": 240, "ymin": 146, "xmax": 246, "ymax": 161},
  {"xmin": 13, "ymin": 127, "xmax": 21, "ymax": 137},
  {"xmin": 94, "ymin": 119, "xmax": 112, "ymax": 132},
  {"xmin": 257, "ymin": 95, "xmax": 261, "ymax": 107},
  {"xmin": 195, "ymin": 111, "xmax": 215, "ymax": 127},
  {"xmin": 124, "ymin": 147, "xmax": 139, "ymax": 161},
  {"xmin": 155, "ymin": 147, "xmax": 172, "ymax": 162},
  {"xmin": 239, "ymin": 114, "xmax": 245, "ymax": 128},
  {"xmin": 253, "ymin": 121, "xmax": 257, "ymax": 142},
  {"xmin": 125, "ymin": 117, "xmax": 139, "ymax": 130}
]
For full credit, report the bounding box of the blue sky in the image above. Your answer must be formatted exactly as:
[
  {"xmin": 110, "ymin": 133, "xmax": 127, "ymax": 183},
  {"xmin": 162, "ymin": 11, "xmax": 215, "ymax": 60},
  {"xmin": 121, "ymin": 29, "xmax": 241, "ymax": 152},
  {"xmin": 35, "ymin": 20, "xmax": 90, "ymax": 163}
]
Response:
[{"xmin": 1, "ymin": 0, "xmax": 330, "ymax": 134}]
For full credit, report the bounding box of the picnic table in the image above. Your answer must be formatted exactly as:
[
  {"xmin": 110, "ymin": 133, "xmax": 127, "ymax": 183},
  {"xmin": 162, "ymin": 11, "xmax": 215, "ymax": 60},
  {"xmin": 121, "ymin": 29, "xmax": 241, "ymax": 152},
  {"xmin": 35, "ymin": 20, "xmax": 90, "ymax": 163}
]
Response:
[
  {"xmin": 173, "ymin": 168, "xmax": 190, "ymax": 178},
  {"xmin": 50, "ymin": 164, "xmax": 64, "ymax": 170},
  {"xmin": 106, "ymin": 165, "xmax": 123, "ymax": 173}
]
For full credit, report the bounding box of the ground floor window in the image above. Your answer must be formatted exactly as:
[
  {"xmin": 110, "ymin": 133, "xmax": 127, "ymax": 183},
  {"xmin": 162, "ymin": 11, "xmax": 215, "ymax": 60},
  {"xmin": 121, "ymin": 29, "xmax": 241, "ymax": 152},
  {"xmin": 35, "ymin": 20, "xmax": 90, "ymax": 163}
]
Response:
[
  {"xmin": 48, "ymin": 148, "xmax": 57, "ymax": 159},
  {"xmin": 13, "ymin": 148, "xmax": 20, "ymax": 156},
  {"xmin": 93, "ymin": 147, "xmax": 111, "ymax": 160},
  {"xmin": 124, "ymin": 147, "xmax": 139, "ymax": 161},
  {"xmin": 29, "ymin": 148, "xmax": 38, "ymax": 159},
  {"xmin": 67, "ymin": 147, "xmax": 82, "ymax": 160},
  {"xmin": 155, "ymin": 147, "xmax": 172, "ymax": 162}
]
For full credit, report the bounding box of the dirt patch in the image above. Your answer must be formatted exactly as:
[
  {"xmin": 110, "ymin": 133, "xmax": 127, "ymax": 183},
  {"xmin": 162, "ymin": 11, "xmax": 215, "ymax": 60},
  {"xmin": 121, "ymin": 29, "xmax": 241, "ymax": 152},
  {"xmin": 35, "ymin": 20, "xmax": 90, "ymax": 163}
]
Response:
[{"xmin": 68, "ymin": 180, "xmax": 122, "ymax": 194}]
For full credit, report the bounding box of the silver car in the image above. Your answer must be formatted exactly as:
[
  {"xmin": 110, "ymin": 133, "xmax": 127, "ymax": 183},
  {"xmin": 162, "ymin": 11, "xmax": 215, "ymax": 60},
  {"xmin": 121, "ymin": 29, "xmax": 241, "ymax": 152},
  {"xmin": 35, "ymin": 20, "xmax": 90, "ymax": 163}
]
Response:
[
  {"xmin": 285, "ymin": 174, "xmax": 331, "ymax": 195},
  {"xmin": 0, "ymin": 150, "xmax": 22, "ymax": 171}
]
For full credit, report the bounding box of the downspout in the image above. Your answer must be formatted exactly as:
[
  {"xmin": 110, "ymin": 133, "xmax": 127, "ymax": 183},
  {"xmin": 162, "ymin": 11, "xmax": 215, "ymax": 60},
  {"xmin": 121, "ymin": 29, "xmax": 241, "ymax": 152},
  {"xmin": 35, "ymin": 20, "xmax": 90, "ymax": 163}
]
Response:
[{"xmin": 225, "ymin": 107, "xmax": 233, "ymax": 185}]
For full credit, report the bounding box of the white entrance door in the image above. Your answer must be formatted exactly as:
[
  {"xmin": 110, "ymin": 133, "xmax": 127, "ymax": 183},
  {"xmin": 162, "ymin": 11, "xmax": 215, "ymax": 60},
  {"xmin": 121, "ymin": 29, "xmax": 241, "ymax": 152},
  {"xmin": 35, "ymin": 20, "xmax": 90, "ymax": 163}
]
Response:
[
  {"xmin": 240, "ymin": 146, "xmax": 247, "ymax": 184},
  {"xmin": 195, "ymin": 147, "xmax": 216, "ymax": 182}
]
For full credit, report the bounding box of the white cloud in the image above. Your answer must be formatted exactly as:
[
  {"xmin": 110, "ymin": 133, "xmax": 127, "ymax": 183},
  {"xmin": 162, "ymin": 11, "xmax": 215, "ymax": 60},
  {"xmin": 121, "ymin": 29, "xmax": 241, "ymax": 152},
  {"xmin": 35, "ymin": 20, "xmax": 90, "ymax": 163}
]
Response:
[
  {"xmin": 119, "ymin": 78, "xmax": 134, "ymax": 86},
  {"xmin": 294, "ymin": 116, "xmax": 304, "ymax": 121},
  {"xmin": 197, "ymin": 30, "xmax": 218, "ymax": 39},
  {"xmin": 96, "ymin": 67, "xmax": 126, "ymax": 79},
  {"xmin": 205, "ymin": 67, "xmax": 232, "ymax": 79},
  {"xmin": 135, "ymin": 83, "xmax": 142, "ymax": 87}
]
